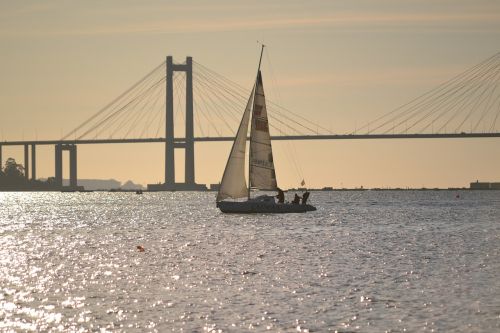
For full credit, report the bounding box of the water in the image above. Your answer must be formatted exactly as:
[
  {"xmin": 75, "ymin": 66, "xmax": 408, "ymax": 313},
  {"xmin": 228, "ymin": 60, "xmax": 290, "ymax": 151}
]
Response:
[{"xmin": 0, "ymin": 191, "xmax": 499, "ymax": 332}]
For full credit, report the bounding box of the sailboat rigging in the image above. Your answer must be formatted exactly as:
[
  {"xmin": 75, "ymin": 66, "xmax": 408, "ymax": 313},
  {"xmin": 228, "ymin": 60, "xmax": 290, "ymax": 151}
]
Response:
[{"xmin": 216, "ymin": 46, "xmax": 316, "ymax": 214}]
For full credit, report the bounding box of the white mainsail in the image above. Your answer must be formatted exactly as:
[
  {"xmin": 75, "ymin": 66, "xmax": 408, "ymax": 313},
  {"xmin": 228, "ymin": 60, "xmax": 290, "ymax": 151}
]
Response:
[
  {"xmin": 216, "ymin": 87, "xmax": 255, "ymax": 201},
  {"xmin": 249, "ymin": 71, "xmax": 278, "ymax": 190}
]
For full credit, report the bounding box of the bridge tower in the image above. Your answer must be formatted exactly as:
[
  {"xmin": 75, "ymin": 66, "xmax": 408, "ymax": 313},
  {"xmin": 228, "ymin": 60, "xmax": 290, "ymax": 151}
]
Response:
[{"xmin": 148, "ymin": 56, "xmax": 206, "ymax": 191}]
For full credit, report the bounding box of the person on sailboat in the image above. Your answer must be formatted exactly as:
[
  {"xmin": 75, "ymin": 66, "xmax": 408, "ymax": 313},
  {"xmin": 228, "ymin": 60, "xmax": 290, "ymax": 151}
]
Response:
[
  {"xmin": 302, "ymin": 191, "xmax": 310, "ymax": 205},
  {"xmin": 276, "ymin": 188, "xmax": 285, "ymax": 203},
  {"xmin": 292, "ymin": 193, "xmax": 301, "ymax": 205}
]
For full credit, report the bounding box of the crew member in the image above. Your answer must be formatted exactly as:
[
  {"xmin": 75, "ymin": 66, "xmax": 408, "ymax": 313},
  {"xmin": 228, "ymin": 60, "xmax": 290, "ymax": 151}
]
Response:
[
  {"xmin": 276, "ymin": 188, "xmax": 285, "ymax": 203},
  {"xmin": 302, "ymin": 191, "xmax": 310, "ymax": 205}
]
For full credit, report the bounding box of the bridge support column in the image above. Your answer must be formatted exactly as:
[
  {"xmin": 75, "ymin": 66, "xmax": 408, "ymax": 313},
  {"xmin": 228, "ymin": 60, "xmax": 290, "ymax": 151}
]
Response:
[
  {"xmin": 185, "ymin": 56, "xmax": 195, "ymax": 185},
  {"xmin": 165, "ymin": 56, "xmax": 175, "ymax": 186},
  {"xmin": 55, "ymin": 144, "xmax": 62, "ymax": 187},
  {"xmin": 24, "ymin": 144, "xmax": 29, "ymax": 181},
  {"xmin": 0, "ymin": 144, "xmax": 2, "ymax": 170},
  {"xmin": 31, "ymin": 144, "xmax": 36, "ymax": 181},
  {"xmin": 69, "ymin": 145, "xmax": 77, "ymax": 188}
]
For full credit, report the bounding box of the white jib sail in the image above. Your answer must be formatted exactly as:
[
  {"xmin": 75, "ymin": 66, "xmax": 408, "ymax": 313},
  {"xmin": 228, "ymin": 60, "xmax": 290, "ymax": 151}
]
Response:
[
  {"xmin": 249, "ymin": 71, "xmax": 278, "ymax": 190},
  {"xmin": 216, "ymin": 87, "xmax": 255, "ymax": 201}
]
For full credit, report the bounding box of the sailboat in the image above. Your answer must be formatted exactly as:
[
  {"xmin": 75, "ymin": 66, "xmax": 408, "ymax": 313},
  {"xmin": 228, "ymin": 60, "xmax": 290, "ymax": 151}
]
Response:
[{"xmin": 216, "ymin": 47, "xmax": 316, "ymax": 214}]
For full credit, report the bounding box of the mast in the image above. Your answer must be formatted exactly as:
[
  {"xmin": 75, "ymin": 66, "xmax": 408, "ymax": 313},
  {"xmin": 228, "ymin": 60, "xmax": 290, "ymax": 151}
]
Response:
[
  {"xmin": 248, "ymin": 44, "xmax": 265, "ymax": 200},
  {"xmin": 257, "ymin": 44, "xmax": 265, "ymax": 74}
]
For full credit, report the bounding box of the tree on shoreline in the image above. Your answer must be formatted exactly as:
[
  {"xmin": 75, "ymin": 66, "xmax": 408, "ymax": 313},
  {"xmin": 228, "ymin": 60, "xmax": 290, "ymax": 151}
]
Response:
[
  {"xmin": 0, "ymin": 157, "xmax": 58, "ymax": 190},
  {"xmin": 0, "ymin": 158, "xmax": 26, "ymax": 185}
]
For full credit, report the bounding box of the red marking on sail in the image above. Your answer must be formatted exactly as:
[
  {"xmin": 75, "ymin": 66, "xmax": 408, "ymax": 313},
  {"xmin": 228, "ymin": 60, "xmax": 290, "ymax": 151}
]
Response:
[
  {"xmin": 255, "ymin": 119, "xmax": 268, "ymax": 132},
  {"xmin": 254, "ymin": 104, "xmax": 263, "ymax": 116}
]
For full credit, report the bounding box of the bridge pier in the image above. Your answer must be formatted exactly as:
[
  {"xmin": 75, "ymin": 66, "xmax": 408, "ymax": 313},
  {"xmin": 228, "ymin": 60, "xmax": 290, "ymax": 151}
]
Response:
[
  {"xmin": 165, "ymin": 56, "xmax": 175, "ymax": 186},
  {"xmin": 149, "ymin": 55, "xmax": 205, "ymax": 191},
  {"xmin": 31, "ymin": 144, "xmax": 36, "ymax": 180},
  {"xmin": 54, "ymin": 144, "xmax": 80, "ymax": 190},
  {"xmin": 55, "ymin": 144, "xmax": 62, "ymax": 187},
  {"xmin": 0, "ymin": 144, "xmax": 2, "ymax": 170},
  {"xmin": 24, "ymin": 144, "xmax": 29, "ymax": 181},
  {"xmin": 185, "ymin": 56, "xmax": 195, "ymax": 186},
  {"xmin": 69, "ymin": 145, "xmax": 77, "ymax": 188}
]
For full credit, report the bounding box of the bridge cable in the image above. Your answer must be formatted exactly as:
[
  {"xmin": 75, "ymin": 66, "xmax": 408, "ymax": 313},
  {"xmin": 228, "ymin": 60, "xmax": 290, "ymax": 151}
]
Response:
[
  {"xmin": 77, "ymin": 75, "xmax": 166, "ymax": 140},
  {"xmin": 139, "ymin": 82, "xmax": 165, "ymax": 138},
  {"xmin": 93, "ymin": 72, "xmax": 165, "ymax": 139},
  {"xmin": 438, "ymin": 61, "xmax": 500, "ymax": 133},
  {"xmin": 355, "ymin": 52, "xmax": 500, "ymax": 135},
  {"xmin": 194, "ymin": 61, "xmax": 329, "ymax": 135},
  {"xmin": 377, "ymin": 54, "xmax": 500, "ymax": 134},
  {"xmin": 193, "ymin": 77, "xmax": 223, "ymax": 136},
  {"xmin": 402, "ymin": 61, "xmax": 500, "ymax": 134},
  {"xmin": 193, "ymin": 81, "xmax": 221, "ymax": 137},
  {"xmin": 490, "ymin": 94, "xmax": 500, "ymax": 132},
  {"xmin": 62, "ymin": 61, "xmax": 165, "ymax": 140},
  {"xmin": 76, "ymin": 65, "xmax": 165, "ymax": 140},
  {"xmin": 194, "ymin": 73, "xmax": 234, "ymax": 135},
  {"xmin": 194, "ymin": 70, "xmax": 241, "ymax": 125},
  {"xmin": 378, "ymin": 54, "xmax": 500, "ymax": 134},
  {"xmin": 122, "ymin": 77, "xmax": 166, "ymax": 139},
  {"xmin": 418, "ymin": 62, "xmax": 500, "ymax": 134},
  {"xmin": 472, "ymin": 72, "xmax": 500, "ymax": 132},
  {"xmin": 195, "ymin": 64, "xmax": 317, "ymax": 135},
  {"xmin": 111, "ymin": 72, "xmax": 166, "ymax": 139}
]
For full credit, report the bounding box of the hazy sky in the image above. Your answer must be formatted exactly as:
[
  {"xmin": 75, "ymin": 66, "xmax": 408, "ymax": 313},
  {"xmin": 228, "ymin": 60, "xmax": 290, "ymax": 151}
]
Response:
[{"xmin": 1, "ymin": 0, "xmax": 499, "ymax": 189}]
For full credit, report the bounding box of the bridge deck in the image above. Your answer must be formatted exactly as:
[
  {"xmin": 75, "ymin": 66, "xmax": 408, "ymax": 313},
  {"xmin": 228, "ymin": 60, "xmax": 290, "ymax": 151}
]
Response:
[{"xmin": 1, "ymin": 133, "xmax": 499, "ymax": 146}]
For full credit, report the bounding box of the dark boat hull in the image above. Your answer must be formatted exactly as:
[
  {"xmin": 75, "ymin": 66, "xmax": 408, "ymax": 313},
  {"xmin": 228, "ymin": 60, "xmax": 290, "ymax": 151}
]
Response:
[{"xmin": 217, "ymin": 200, "xmax": 316, "ymax": 214}]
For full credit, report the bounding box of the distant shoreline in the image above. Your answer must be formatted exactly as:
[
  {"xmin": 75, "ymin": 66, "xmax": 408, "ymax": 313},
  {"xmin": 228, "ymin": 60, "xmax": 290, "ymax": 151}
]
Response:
[
  {"xmin": 291, "ymin": 188, "xmax": 496, "ymax": 191},
  {"xmin": 1, "ymin": 187, "xmax": 499, "ymax": 193}
]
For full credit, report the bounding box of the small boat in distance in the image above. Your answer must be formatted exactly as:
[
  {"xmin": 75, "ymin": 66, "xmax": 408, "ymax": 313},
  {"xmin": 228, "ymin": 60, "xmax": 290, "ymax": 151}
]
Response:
[{"xmin": 216, "ymin": 46, "xmax": 316, "ymax": 214}]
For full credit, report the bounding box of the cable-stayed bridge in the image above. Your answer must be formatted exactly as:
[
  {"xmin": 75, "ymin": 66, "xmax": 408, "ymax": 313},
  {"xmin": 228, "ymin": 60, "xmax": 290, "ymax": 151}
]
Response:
[{"xmin": 1, "ymin": 52, "xmax": 500, "ymax": 190}]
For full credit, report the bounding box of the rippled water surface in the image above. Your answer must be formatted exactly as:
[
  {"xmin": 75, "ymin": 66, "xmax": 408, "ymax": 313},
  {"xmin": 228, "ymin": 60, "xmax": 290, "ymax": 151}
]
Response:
[{"xmin": 0, "ymin": 191, "xmax": 499, "ymax": 332}]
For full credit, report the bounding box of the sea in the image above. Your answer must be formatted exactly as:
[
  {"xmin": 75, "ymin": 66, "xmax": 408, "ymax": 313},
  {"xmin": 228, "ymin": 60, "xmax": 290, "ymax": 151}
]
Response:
[{"xmin": 0, "ymin": 190, "xmax": 499, "ymax": 332}]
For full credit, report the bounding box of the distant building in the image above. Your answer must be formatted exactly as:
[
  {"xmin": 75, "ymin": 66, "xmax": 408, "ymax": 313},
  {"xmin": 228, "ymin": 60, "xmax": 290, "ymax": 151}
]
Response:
[
  {"xmin": 470, "ymin": 181, "xmax": 500, "ymax": 190},
  {"xmin": 491, "ymin": 182, "xmax": 500, "ymax": 190}
]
